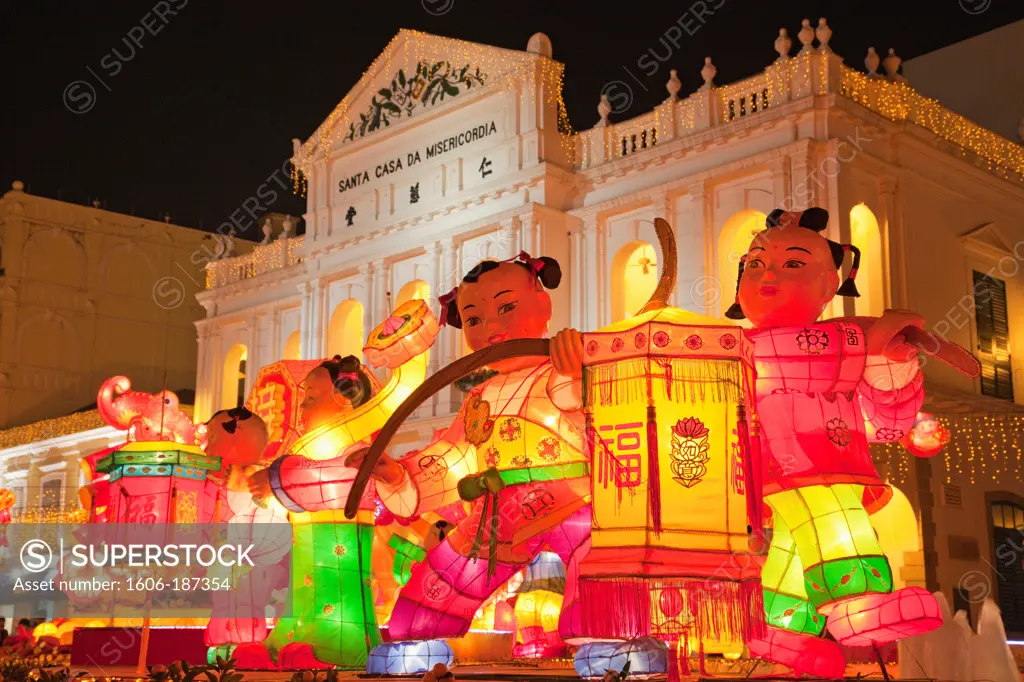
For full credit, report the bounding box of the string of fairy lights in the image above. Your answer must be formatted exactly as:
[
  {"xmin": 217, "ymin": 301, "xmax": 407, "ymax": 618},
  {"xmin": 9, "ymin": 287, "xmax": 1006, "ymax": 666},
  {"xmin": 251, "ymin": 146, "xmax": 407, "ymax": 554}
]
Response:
[{"xmin": 874, "ymin": 414, "xmax": 1024, "ymax": 486}]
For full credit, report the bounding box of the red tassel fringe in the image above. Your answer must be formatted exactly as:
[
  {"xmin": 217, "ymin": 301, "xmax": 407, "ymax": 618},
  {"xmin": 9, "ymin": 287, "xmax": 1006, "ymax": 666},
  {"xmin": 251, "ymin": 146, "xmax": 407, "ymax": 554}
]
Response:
[
  {"xmin": 646, "ymin": 404, "xmax": 662, "ymax": 535},
  {"xmin": 579, "ymin": 577, "xmax": 766, "ymax": 643}
]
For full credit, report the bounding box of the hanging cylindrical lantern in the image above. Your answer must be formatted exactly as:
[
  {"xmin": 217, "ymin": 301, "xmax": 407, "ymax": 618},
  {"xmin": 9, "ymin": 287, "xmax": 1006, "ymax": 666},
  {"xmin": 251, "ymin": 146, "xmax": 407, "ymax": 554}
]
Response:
[{"xmin": 578, "ymin": 307, "xmax": 766, "ymax": 647}]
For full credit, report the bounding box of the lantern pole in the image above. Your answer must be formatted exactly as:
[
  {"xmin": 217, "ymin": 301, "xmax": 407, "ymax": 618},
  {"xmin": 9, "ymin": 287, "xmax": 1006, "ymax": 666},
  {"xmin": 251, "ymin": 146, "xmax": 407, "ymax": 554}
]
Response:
[{"xmin": 135, "ymin": 596, "xmax": 152, "ymax": 674}]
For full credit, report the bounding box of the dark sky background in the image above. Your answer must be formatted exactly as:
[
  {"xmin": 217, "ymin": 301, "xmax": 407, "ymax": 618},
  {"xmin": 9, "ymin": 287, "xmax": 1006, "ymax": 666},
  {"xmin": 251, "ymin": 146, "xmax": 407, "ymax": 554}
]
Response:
[{"xmin": 3, "ymin": 1, "xmax": 1022, "ymax": 236}]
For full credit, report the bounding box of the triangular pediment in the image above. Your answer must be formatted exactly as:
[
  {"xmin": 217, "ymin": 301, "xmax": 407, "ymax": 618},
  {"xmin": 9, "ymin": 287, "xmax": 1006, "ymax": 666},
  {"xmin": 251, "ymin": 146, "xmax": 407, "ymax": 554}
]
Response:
[
  {"xmin": 295, "ymin": 29, "xmax": 548, "ymax": 163},
  {"xmin": 960, "ymin": 222, "xmax": 1014, "ymax": 259}
]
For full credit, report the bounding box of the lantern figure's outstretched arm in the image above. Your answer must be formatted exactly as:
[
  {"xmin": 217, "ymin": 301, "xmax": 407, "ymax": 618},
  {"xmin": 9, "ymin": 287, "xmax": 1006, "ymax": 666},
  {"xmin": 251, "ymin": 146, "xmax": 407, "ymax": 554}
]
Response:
[
  {"xmin": 858, "ymin": 353, "xmax": 924, "ymax": 445},
  {"xmin": 344, "ymin": 339, "xmax": 551, "ymax": 519}
]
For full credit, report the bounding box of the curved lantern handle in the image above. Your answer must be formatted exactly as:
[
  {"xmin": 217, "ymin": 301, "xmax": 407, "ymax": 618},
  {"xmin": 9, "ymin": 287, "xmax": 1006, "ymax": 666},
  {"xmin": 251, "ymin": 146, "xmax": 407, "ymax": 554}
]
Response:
[{"xmin": 343, "ymin": 338, "xmax": 551, "ymax": 519}]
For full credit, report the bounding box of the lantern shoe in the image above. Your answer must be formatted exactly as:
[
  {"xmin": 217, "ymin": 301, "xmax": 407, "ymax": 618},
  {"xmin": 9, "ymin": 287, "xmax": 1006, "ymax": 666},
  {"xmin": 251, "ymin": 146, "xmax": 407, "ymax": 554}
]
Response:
[
  {"xmin": 573, "ymin": 641, "xmax": 626, "ymax": 679},
  {"xmin": 746, "ymin": 626, "xmax": 846, "ymax": 679},
  {"xmin": 825, "ymin": 586, "xmax": 942, "ymax": 647},
  {"xmin": 275, "ymin": 642, "xmax": 333, "ymax": 670},
  {"xmin": 231, "ymin": 643, "xmax": 276, "ymax": 670},
  {"xmin": 365, "ymin": 640, "xmax": 454, "ymax": 675}
]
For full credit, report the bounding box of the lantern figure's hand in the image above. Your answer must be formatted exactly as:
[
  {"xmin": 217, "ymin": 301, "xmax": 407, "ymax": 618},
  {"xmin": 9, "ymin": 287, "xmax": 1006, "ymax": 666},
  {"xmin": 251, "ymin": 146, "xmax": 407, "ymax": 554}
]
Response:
[
  {"xmin": 246, "ymin": 468, "xmax": 273, "ymax": 499},
  {"xmin": 345, "ymin": 448, "xmax": 407, "ymax": 486},
  {"xmin": 550, "ymin": 328, "xmax": 585, "ymax": 379},
  {"xmin": 863, "ymin": 309, "xmax": 925, "ymax": 361}
]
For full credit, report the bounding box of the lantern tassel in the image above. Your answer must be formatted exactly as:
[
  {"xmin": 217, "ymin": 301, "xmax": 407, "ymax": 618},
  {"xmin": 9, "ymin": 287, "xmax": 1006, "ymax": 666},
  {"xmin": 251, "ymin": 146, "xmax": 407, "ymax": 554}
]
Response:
[
  {"xmin": 667, "ymin": 641, "xmax": 680, "ymax": 682},
  {"xmin": 647, "ymin": 404, "xmax": 662, "ymax": 535}
]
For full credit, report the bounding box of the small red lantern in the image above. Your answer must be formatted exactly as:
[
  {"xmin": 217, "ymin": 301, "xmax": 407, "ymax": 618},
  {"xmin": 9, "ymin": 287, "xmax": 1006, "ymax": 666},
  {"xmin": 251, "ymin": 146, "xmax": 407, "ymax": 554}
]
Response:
[{"xmin": 900, "ymin": 412, "xmax": 950, "ymax": 458}]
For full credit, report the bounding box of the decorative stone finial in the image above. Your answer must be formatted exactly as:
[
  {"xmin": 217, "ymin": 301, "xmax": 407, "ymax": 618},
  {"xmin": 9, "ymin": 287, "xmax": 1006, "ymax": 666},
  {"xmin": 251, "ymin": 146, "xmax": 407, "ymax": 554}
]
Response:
[
  {"xmin": 798, "ymin": 19, "xmax": 814, "ymax": 54},
  {"xmin": 666, "ymin": 69, "xmax": 681, "ymax": 101},
  {"xmin": 163, "ymin": 213, "xmax": 171, "ymax": 224},
  {"xmin": 865, "ymin": 47, "xmax": 880, "ymax": 77},
  {"xmin": 596, "ymin": 94, "xmax": 611, "ymax": 127},
  {"xmin": 11, "ymin": 180, "xmax": 24, "ymax": 192},
  {"xmin": 261, "ymin": 218, "xmax": 273, "ymax": 244},
  {"xmin": 281, "ymin": 216, "xmax": 294, "ymax": 240},
  {"xmin": 701, "ymin": 57, "xmax": 716, "ymax": 89},
  {"xmin": 92, "ymin": 199, "xmax": 102, "ymax": 208},
  {"xmin": 883, "ymin": 48, "xmax": 904, "ymax": 82},
  {"xmin": 816, "ymin": 18, "xmax": 832, "ymax": 53},
  {"xmin": 291, "ymin": 138, "xmax": 302, "ymax": 157},
  {"xmin": 774, "ymin": 28, "xmax": 792, "ymax": 61},
  {"xmin": 526, "ymin": 32, "xmax": 553, "ymax": 58}
]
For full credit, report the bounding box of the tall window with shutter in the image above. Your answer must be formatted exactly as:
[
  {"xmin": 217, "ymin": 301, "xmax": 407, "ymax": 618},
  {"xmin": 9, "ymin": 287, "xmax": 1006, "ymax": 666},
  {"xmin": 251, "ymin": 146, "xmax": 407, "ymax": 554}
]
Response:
[{"xmin": 973, "ymin": 271, "xmax": 1014, "ymax": 401}]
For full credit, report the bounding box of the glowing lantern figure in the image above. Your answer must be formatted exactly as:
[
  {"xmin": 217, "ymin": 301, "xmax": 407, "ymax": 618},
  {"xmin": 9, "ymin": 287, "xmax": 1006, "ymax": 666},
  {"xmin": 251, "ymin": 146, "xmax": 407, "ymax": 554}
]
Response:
[
  {"xmin": 260, "ymin": 300, "xmax": 437, "ymax": 669},
  {"xmin": 347, "ymin": 252, "xmax": 607, "ymax": 676},
  {"xmin": 576, "ymin": 220, "xmax": 766, "ymax": 679},
  {"xmin": 203, "ymin": 407, "xmax": 291, "ymax": 669},
  {"xmin": 901, "ymin": 412, "xmax": 950, "ymax": 458},
  {"xmin": 0, "ymin": 488, "xmax": 14, "ymax": 546},
  {"xmin": 513, "ymin": 552, "xmax": 567, "ymax": 659},
  {"xmin": 723, "ymin": 208, "xmax": 978, "ymax": 678}
]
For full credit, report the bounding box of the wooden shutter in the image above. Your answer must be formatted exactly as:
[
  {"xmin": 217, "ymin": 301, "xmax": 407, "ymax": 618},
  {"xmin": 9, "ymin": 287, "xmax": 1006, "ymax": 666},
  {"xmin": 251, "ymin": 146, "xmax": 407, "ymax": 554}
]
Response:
[{"xmin": 973, "ymin": 271, "xmax": 1014, "ymax": 401}]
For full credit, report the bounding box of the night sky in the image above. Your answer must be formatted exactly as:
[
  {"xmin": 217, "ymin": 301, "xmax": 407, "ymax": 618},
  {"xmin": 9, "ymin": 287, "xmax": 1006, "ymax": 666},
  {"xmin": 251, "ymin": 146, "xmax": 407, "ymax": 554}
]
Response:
[{"xmin": 3, "ymin": 1, "xmax": 1022, "ymax": 236}]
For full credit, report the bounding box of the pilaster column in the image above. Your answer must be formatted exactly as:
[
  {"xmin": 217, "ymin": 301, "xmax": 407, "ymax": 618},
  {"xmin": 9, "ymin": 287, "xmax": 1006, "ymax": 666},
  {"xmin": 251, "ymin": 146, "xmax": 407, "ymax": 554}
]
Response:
[
  {"xmin": 312, "ymin": 280, "xmax": 327, "ymax": 359},
  {"xmin": 769, "ymin": 157, "xmax": 791, "ymax": 209},
  {"xmin": 194, "ymin": 320, "xmax": 212, "ymax": 423},
  {"xmin": 425, "ymin": 241, "xmax": 444, "ymax": 375},
  {"xmin": 499, "ymin": 217, "xmax": 521, "ymax": 259},
  {"xmin": 581, "ymin": 217, "xmax": 600, "ymax": 331},
  {"xmin": 208, "ymin": 328, "xmax": 223, "ymax": 413},
  {"xmin": 371, "ymin": 258, "xmax": 389, "ymax": 322},
  {"xmin": 790, "ymin": 145, "xmax": 816, "ymax": 211},
  {"xmin": 687, "ymin": 181, "xmax": 713, "ymax": 315},
  {"xmin": 520, "ymin": 213, "xmax": 539, "ymax": 256},
  {"xmin": 568, "ymin": 227, "xmax": 583, "ymax": 330},
  {"xmin": 298, "ymin": 281, "xmax": 313, "ymax": 360},
  {"xmin": 270, "ymin": 309, "xmax": 281, "ymax": 363},
  {"xmin": 245, "ymin": 312, "xmax": 259, "ymax": 400},
  {"xmin": 439, "ymin": 238, "xmax": 460, "ymax": 415},
  {"xmin": 358, "ymin": 264, "xmax": 373, "ymax": 356},
  {"xmin": 879, "ymin": 176, "xmax": 904, "ymax": 309}
]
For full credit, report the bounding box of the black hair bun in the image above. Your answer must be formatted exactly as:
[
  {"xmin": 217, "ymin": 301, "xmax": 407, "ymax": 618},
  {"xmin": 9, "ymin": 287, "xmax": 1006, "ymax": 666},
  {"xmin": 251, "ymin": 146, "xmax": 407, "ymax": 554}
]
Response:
[{"xmin": 534, "ymin": 256, "xmax": 561, "ymax": 289}]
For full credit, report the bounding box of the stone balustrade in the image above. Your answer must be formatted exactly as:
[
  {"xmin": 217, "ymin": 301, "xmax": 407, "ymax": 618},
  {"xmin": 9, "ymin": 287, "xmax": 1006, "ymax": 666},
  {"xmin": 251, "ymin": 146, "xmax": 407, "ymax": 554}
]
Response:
[{"xmin": 205, "ymin": 236, "xmax": 304, "ymax": 289}]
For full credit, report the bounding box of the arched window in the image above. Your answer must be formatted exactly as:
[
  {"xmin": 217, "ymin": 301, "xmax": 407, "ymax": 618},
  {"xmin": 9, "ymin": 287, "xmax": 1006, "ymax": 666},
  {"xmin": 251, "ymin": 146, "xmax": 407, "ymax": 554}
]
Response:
[
  {"xmin": 717, "ymin": 210, "xmax": 767, "ymax": 321},
  {"xmin": 327, "ymin": 299, "xmax": 364, "ymax": 361},
  {"xmin": 611, "ymin": 241, "xmax": 659, "ymax": 322},
  {"xmin": 991, "ymin": 501, "xmax": 1024, "ymax": 634},
  {"xmin": 222, "ymin": 344, "xmax": 248, "ymax": 410},
  {"xmin": 282, "ymin": 331, "xmax": 301, "ymax": 360},
  {"xmin": 850, "ymin": 203, "xmax": 884, "ymax": 317},
  {"xmin": 395, "ymin": 279, "xmax": 430, "ymax": 307}
]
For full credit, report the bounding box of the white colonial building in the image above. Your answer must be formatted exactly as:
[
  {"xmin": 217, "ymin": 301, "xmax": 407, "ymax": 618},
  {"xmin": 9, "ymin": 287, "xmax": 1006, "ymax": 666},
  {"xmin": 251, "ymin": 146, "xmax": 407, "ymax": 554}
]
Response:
[{"xmin": 196, "ymin": 25, "xmax": 1024, "ymax": 634}]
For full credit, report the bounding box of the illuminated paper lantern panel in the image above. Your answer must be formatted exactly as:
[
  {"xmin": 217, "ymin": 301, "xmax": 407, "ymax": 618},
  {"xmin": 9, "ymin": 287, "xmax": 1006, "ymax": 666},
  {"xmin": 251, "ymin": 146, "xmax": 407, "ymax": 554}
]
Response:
[
  {"xmin": 579, "ymin": 308, "xmax": 765, "ymax": 646},
  {"xmin": 245, "ymin": 359, "xmax": 322, "ymax": 465},
  {"xmin": 95, "ymin": 441, "xmax": 222, "ymax": 523}
]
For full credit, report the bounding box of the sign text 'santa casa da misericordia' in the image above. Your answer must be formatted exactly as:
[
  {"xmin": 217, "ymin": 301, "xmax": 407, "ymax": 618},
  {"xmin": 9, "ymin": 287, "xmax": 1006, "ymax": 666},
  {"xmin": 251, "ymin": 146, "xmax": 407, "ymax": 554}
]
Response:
[{"xmin": 337, "ymin": 120, "xmax": 497, "ymax": 194}]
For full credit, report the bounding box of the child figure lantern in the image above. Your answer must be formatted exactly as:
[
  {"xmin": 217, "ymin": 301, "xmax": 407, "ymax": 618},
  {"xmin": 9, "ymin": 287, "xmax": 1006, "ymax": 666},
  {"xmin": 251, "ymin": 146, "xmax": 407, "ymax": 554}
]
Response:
[
  {"xmin": 724, "ymin": 208, "xmax": 979, "ymax": 679},
  {"xmin": 577, "ymin": 219, "xmax": 766, "ymax": 675}
]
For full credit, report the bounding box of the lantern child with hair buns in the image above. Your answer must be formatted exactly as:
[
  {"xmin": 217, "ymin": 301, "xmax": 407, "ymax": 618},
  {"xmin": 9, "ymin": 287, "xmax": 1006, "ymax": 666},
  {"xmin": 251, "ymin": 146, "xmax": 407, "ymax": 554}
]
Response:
[
  {"xmin": 202, "ymin": 406, "xmax": 291, "ymax": 669},
  {"xmin": 248, "ymin": 298, "xmax": 439, "ymax": 670},
  {"xmin": 724, "ymin": 207, "xmax": 978, "ymax": 678},
  {"xmin": 345, "ymin": 251, "xmax": 663, "ymax": 675}
]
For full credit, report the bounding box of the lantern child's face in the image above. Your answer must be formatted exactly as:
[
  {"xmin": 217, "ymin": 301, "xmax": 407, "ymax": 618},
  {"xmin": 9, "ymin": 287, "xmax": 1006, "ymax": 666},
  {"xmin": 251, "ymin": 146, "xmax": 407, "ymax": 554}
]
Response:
[
  {"xmin": 204, "ymin": 410, "xmax": 268, "ymax": 469},
  {"xmin": 738, "ymin": 227, "xmax": 839, "ymax": 328},
  {"xmin": 300, "ymin": 366, "xmax": 355, "ymax": 432},
  {"xmin": 457, "ymin": 262, "xmax": 552, "ymax": 372}
]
